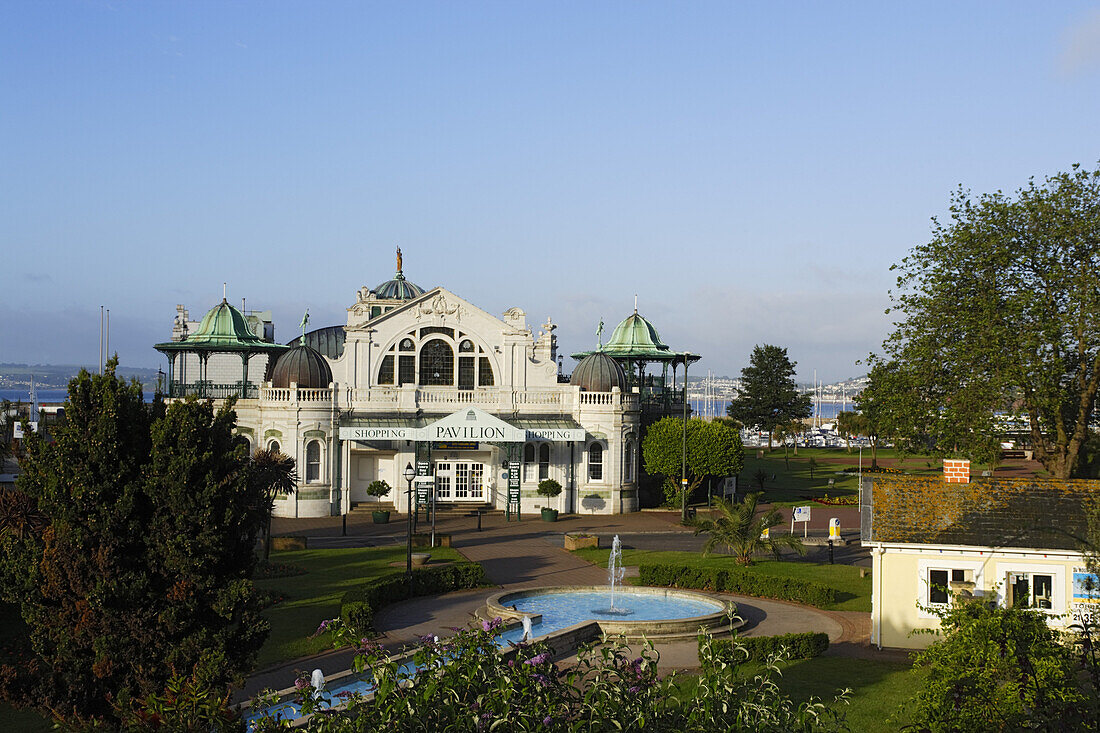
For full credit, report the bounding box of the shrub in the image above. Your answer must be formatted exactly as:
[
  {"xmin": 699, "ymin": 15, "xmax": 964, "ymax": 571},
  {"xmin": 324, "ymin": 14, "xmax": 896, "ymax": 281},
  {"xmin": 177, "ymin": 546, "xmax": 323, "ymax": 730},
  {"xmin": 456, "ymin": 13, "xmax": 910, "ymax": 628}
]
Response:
[
  {"xmin": 365, "ymin": 479, "xmax": 391, "ymax": 498},
  {"xmin": 639, "ymin": 562, "xmax": 837, "ymax": 607},
  {"xmin": 340, "ymin": 563, "xmax": 489, "ymax": 635},
  {"xmin": 703, "ymin": 632, "xmax": 829, "ymax": 666},
  {"xmin": 537, "ymin": 478, "xmax": 562, "ymax": 498}
]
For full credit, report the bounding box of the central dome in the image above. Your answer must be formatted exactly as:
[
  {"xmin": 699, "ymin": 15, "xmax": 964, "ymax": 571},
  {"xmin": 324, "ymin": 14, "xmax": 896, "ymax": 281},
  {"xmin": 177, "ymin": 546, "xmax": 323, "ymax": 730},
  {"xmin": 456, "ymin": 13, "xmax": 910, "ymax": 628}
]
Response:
[{"xmin": 374, "ymin": 272, "xmax": 425, "ymax": 300}]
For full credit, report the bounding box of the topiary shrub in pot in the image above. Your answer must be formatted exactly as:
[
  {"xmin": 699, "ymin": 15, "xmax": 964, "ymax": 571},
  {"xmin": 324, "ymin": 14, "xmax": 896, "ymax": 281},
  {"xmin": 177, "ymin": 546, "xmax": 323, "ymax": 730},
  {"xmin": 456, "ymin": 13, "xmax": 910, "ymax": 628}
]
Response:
[
  {"xmin": 537, "ymin": 478, "xmax": 562, "ymax": 521},
  {"xmin": 367, "ymin": 479, "xmax": 392, "ymax": 523}
]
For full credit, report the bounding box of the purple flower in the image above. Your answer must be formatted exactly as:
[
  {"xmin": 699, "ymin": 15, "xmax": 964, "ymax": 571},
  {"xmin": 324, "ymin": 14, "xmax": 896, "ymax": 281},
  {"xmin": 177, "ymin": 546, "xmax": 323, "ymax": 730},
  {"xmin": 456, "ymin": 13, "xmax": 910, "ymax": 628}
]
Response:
[
  {"xmin": 524, "ymin": 652, "xmax": 551, "ymax": 666},
  {"xmin": 543, "ymin": 716, "xmax": 553, "ymax": 726},
  {"xmin": 418, "ymin": 633, "xmax": 435, "ymax": 644},
  {"xmin": 312, "ymin": 618, "xmax": 335, "ymax": 637}
]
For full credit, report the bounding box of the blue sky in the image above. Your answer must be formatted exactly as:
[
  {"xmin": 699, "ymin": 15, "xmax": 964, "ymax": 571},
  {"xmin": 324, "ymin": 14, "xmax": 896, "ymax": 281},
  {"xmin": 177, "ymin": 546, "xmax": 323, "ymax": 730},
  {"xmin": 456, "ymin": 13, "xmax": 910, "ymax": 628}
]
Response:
[{"xmin": 3, "ymin": 1, "xmax": 1099, "ymax": 381}]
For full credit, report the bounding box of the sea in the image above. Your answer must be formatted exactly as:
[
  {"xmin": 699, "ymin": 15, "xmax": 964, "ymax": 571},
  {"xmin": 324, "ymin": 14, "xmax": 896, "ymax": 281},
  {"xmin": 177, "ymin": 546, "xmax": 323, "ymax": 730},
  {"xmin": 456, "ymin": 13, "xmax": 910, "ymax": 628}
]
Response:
[
  {"xmin": 690, "ymin": 399, "xmax": 848, "ymax": 421},
  {"xmin": 1, "ymin": 388, "xmax": 156, "ymax": 404}
]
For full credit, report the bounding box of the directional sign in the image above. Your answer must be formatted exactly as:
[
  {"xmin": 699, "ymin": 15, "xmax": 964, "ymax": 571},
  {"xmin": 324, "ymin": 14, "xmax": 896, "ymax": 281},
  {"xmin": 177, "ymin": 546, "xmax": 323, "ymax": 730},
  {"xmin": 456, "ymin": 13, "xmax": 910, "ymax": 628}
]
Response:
[{"xmin": 793, "ymin": 506, "xmax": 811, "ymax": 522}]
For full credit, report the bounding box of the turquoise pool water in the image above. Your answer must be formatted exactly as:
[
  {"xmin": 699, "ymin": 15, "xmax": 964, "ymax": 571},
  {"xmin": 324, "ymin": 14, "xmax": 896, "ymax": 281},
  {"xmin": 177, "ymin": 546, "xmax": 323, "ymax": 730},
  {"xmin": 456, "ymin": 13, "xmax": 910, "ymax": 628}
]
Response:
[{"xmin": 244, "ymin": 589, "xmax": 723, "ymax": 726}]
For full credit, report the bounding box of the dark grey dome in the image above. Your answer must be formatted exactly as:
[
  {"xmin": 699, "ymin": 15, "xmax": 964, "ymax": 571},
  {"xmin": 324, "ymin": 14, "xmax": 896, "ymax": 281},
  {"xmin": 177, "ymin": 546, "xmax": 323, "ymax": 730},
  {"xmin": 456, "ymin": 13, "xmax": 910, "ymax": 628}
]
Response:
[
  {"xmin": 270, "ymin": 344, "xmax": 333, "ymax": 389},
  {"xmin": 570, "ymin": 351, "xmax": 627, "ymax": 392}
]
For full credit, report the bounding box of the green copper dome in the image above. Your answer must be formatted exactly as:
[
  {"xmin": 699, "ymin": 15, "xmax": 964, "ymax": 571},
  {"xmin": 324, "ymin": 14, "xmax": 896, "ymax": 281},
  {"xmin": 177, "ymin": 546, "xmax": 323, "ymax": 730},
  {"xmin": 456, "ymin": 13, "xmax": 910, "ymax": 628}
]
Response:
[
  {"xmin": 603, "ymin": 311, "xmax": 670, "ymax": 357},
  {"xmin": 374, "ymin": 272, "xmax": 426, "ymax": 300},
  {"xmin": 190, "ymin": 300, "xmax": 265, "ymax": 346}
]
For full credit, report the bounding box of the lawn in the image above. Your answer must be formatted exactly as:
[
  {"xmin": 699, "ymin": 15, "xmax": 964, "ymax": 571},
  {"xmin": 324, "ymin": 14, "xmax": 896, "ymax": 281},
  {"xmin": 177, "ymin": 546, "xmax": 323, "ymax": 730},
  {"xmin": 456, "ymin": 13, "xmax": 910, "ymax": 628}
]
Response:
[
  {"xmin": 674, "ymin": 655, "xmax": 918, "ymax": 732},
  {"xmin": 572, "ymin": 548, "xmax": 872, "ymax": 612},
  {"xmin": 255, "ymin": 545, "xmax": 469, "ymax": 668},
  {"xmin": 735, "ymin": 446, "xmax": 1021, "ymax": 506}
]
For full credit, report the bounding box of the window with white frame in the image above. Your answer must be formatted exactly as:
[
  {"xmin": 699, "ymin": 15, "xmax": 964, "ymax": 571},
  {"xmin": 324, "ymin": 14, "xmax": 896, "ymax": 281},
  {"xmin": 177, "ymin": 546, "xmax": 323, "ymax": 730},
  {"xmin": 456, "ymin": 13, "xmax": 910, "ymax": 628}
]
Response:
[
  {"xmin": 926, "ymin": 568, "xmax": 971, "ymax": 605},
  {"xmin": 523, "ymin": 443, "xmax": 536, "ymax": 482},
  {"xmin": 1008, "ymin": 572, "xmax": 1054, "ymax": 610},
  {"xmin": 588, "ymin": 443, "xmax": 603, "ymax": 481},
  {"xmin": 305, "ymin": 440, "xmax": 322, "ymax": 483},
  {"xmin": 538, "ymin": 443, "xmax": 550, "ymax": 481},
  {"xmin": 624, "ymin": 440, "xmax": 635, "ymax": 483}
]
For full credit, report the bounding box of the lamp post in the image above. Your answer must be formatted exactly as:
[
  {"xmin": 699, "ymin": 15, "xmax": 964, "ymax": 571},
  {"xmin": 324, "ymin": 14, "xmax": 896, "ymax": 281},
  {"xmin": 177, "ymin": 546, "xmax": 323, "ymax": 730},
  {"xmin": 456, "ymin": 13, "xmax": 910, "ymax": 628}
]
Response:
[
  {"xmin": 404, "ymin": 461, "xmax": 416, "ymax": 576},
  {"xmin": 681, "ymin": 359, "xmax": 689, "ymax": 523}
]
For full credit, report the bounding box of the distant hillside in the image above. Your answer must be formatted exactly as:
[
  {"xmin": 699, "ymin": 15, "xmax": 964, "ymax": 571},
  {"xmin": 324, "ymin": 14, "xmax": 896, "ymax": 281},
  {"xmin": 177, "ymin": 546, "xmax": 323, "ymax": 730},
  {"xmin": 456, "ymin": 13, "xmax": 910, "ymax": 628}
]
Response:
[{"xmin": 0, "ymin": 363, "xmax": 160, "ymax": 390}]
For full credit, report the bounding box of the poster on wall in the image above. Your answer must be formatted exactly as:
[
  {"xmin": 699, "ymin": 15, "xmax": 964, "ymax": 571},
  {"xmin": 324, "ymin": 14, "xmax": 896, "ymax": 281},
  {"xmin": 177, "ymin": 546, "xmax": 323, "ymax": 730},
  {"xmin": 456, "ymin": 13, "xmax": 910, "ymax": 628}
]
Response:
[{"xmin": 1071, "ymin": 568, "xmax": 1100, "ymax": 623}]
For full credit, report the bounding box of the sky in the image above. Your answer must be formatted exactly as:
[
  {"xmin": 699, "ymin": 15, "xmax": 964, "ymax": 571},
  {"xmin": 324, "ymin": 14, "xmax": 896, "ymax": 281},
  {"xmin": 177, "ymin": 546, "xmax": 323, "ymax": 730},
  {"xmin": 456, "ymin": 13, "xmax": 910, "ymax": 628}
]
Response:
[{"xmin": 2, "ymin": 1, "xmax": 1100, "ymax": 382}]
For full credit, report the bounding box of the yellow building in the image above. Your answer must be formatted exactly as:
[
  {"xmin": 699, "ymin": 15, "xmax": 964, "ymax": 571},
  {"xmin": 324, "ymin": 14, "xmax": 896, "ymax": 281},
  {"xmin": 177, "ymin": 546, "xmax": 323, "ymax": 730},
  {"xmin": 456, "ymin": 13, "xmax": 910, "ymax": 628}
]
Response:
[{"xmin": 862, "ymin": 460, "xmax": 1100, "ymax": 649}]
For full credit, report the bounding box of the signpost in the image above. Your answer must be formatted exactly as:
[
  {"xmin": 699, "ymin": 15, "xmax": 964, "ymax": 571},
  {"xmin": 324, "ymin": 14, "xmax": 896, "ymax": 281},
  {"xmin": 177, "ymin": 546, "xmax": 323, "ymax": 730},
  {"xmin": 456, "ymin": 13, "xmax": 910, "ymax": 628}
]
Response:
[
  {"xmin": 506, "ymin": 460, "xmax": 521, "ymax": 521},
  {"xmin": 415, "ymin": 461, "xmax": 431, "ymax": 529},
  {"xmin": 792, "ymin": 505, "xmax": 811, "ymax": 538}
]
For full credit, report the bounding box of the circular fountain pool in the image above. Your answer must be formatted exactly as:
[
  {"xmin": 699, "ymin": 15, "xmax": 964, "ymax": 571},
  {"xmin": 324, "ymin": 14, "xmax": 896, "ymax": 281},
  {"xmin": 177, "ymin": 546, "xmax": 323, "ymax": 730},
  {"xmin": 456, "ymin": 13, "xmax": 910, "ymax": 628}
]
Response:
[{"xmin": 486, "ymin": 586, "xmax": 734, "ymax": 641}]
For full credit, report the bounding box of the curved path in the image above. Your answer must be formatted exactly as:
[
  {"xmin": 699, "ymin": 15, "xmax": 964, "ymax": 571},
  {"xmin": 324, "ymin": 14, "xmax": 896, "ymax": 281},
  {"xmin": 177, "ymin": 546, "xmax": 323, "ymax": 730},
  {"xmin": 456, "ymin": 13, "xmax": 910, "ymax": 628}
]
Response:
[{"xmin": 243, "ymin": 513, "xmax": 870, "ymax": 697}]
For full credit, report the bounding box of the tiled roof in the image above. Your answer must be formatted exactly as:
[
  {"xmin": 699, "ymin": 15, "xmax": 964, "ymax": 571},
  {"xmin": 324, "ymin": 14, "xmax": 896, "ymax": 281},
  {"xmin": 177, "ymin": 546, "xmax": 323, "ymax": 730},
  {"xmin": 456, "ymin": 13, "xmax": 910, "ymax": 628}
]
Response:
[{"xmin": 869, "ymin": 476, "xmax": 1099, "ymax": 551}]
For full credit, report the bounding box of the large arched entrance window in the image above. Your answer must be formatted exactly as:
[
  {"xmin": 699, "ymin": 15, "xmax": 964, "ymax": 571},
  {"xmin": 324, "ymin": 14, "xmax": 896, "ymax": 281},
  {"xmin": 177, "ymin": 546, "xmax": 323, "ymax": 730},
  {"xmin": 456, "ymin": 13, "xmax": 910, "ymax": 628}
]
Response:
[{"xmin": 419, "ymin": 339, "xmax": 455, "ymax": 385}]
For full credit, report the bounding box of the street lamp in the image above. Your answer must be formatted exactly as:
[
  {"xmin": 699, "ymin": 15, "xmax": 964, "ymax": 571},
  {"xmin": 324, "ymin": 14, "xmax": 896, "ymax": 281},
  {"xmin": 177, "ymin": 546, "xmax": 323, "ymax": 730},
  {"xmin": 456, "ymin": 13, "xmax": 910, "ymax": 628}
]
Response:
[{"xmin": 404, "ymin": 461, "xmax": 416, "ymax": 576}]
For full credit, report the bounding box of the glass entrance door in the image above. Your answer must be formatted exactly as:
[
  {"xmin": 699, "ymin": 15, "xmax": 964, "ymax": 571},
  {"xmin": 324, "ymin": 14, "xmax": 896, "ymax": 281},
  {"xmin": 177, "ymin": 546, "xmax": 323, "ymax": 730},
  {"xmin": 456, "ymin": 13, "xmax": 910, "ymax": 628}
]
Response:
[{"xmin": 434, "ymin": 461, "xmax": 484, "ymax": 501}]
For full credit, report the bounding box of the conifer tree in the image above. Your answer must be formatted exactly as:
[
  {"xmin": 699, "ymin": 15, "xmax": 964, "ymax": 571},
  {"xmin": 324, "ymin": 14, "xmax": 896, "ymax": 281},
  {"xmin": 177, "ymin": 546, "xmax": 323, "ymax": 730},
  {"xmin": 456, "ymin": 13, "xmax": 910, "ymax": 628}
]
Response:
[{"xmin": 0, "ymin": 361, "xmax": 269, "ymax": 726}]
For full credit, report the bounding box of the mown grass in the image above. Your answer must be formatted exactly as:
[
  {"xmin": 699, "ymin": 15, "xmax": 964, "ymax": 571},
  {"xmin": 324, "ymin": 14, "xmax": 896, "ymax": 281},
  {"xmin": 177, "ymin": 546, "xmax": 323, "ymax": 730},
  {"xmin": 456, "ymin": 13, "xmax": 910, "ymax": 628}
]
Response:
[
  {"xmin": 673, "ymin": 655, "xmax": 917, "ymax": 732},
  {"xmin": 255, "ymin": 546, "xmax": 468, "ymax": 668},
  {"xmin": 572, "ymin": 548, "xmax": 872, "ymax": 612}
]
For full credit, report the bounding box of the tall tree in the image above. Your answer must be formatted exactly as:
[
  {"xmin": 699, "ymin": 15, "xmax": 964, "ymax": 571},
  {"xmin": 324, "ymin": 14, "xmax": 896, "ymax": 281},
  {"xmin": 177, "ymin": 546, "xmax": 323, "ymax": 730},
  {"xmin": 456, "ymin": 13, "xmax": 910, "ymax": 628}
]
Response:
[
  {"xmin": 0, "ymin": 362, "xmax": 269, "ymax": 726},
  {"xmin": 850, "ymin": 361, "xmax": 913, "ymax": 470},
  {"xmin": 883, "ymin": 164, "xmax": 1100, "ymax": 478},
  {"xmin": 688, "ymin": 493, "xmax": 805, "ymax": 566},
  {"xmin": 250, "ymin": 447, "xmax": 298, "ymax": 560},
  {"xmin": 726, "ymin": 344, "xmax": 811, "ymax": 449},
  {"xmin": 642, "ymin": 418, "xmax": 744, "ymax": 508}
]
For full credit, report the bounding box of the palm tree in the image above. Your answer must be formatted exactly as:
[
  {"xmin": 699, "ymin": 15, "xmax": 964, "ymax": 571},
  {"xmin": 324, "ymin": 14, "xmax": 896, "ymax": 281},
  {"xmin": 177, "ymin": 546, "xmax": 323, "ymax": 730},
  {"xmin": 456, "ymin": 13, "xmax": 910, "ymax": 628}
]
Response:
[
  {"xmin": 688, "ymin": 492, "xmax": 805, "ymax": 566},
  {"xmin": 249, "ymin": 447, "xmax": 298, "ymax": 560}
]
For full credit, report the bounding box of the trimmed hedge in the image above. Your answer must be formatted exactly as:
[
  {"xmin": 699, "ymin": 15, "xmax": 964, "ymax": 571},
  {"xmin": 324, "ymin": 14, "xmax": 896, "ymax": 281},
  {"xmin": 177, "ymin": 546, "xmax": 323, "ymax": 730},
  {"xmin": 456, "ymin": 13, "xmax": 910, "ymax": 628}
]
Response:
[
  {"xmin": 341, "ymin": 562, "xmax": 489, "ymax": 634},
  {"xmin": 702, "ymin": 632, "xmax": 829, "ymax": 666},
  {"xmin": 639, "ymin": 563, "xmax": 837, "ymax": 607}
]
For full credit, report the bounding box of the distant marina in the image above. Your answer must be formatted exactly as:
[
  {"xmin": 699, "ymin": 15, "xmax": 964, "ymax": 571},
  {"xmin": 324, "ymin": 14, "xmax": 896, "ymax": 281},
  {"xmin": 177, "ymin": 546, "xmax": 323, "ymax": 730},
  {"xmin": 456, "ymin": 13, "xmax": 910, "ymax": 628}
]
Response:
[{"xmin": 690, "ymin": 399, "xmax": 848, "ymax": 421}]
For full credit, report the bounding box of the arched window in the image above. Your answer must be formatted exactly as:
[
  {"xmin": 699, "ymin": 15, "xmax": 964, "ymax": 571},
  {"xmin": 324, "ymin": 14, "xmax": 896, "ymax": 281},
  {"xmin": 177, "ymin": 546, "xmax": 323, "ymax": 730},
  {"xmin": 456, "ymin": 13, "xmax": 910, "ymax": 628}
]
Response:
[
  {"xmin": 624, "ymin": 441, "xmax": 635, "ymax": 483},
  {"xmin": 538, "ymin": 443, "xmax": 550, "ymax": 481},
  {"xmin": 237, "ymin": 434, "xmax": 252, "ymax": 457},
  {"xmin": 306, "ymin": 440, "xmax": 322, "ymax": 483},
  {"xmin": 419, "ymin": 339, "xmax": 455, "ymax": 386},
  {"xmin": 523, "ymin": 443, "xmax": 536, "ymax": 482},
  {"xmin": 588, "ymin": 443, "xmax": 603, "ymax": 481},
  {"xmin": 268, "ymin": 439, "xmax": 281, "ymax": 454}
]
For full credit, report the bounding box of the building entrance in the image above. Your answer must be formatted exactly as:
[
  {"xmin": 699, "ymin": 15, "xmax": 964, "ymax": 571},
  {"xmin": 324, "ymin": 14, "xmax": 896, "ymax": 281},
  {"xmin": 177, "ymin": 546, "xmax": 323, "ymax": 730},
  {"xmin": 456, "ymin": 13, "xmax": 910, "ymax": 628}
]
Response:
[{"xmin": 433, "ymin": 461, "xmax": 486, "ymax": 501}]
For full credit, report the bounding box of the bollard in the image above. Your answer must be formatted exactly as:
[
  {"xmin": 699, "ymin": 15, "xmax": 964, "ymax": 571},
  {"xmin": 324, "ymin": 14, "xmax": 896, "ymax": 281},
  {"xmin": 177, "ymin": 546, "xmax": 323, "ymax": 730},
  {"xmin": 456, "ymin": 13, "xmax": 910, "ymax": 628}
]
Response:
[
  {"xmin": 477, "ymin": 509, "xmax": 483, "ymax": 532},
  {"xmin": 342, "ymin": 513, "xmax": 347, "ymax": 537},
  {"xmin": 828, "ymin": 539, "xmax": 834, "ymax": 565}
]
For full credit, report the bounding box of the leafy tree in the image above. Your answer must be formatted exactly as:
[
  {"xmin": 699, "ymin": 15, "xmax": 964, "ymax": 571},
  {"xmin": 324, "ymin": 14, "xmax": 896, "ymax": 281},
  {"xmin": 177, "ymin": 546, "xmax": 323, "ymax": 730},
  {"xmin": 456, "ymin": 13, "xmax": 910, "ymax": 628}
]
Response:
[
  {"xmin": 850, "ymin": 362, "xmax": 909, "ymax": 470},
  {"xmin": 0, "ymin": 362, "xmax": 269, "ymax": 726},
  {"xmin": 642, "ymin": 418, "xmax": 744, "ymax": 509},
  {"xmin": 688, "ymin": 492, "xmax": 805, "ymax": 565},
  {"xmin": 726, "ymin": 345, "xmax": 811, "ymax": 450},
  {"xmin": 882, "ymin": 164, "xmax": 1100, "ymax": 478},
  {"xmin": 907, "ymin": 599, "xmax": 1099, "ymax": 731},
  {"xmin": 251, "ymin": 447, "xmax": 298, "ymax": 560},
  {"xmin": 834, "ymin": 410, "xmax": 858, "ymax": 452},
  {"xmin": 807, "ymin": 456, "xmax": 818, "ymax": 479}
]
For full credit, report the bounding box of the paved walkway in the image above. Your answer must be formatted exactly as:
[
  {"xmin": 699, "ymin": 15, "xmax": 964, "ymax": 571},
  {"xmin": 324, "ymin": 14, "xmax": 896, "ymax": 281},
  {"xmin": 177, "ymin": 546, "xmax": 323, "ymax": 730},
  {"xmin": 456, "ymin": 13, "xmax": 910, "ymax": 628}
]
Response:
[{"xmin": 244, "ymin": 509, "xmax": 885, "ymax": 699}]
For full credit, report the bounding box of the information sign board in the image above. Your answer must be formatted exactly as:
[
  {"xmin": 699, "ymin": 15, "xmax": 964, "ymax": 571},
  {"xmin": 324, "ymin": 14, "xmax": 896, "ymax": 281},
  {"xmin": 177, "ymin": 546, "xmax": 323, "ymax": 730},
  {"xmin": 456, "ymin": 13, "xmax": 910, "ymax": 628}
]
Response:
[{"xmin": 793, "ymin": 506, "xmax": 811, "ymax": 522}]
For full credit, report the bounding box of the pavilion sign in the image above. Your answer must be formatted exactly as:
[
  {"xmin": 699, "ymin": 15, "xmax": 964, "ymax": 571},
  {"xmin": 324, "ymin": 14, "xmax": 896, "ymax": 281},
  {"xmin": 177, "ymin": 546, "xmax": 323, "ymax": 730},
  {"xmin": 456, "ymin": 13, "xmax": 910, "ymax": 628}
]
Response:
[{"xmin": 340, "ymin": 407, "xmax": 584, "ymax": 443}]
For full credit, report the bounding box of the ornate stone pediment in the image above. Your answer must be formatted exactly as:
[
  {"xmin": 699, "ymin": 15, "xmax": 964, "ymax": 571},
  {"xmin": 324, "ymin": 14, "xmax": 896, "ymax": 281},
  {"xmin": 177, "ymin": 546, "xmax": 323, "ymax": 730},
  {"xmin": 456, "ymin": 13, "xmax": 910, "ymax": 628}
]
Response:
[{"xmin": 416, "ymin": 293, "xmax": 463, "ymax": 322}]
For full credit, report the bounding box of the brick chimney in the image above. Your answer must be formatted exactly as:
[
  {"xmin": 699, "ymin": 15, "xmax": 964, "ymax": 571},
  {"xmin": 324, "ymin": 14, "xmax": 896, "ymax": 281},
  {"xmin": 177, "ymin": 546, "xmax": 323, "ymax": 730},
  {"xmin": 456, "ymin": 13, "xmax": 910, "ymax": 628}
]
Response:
[{"xmin": 943, "ymin": 459, "xmax": 970, "ymax": 483}]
